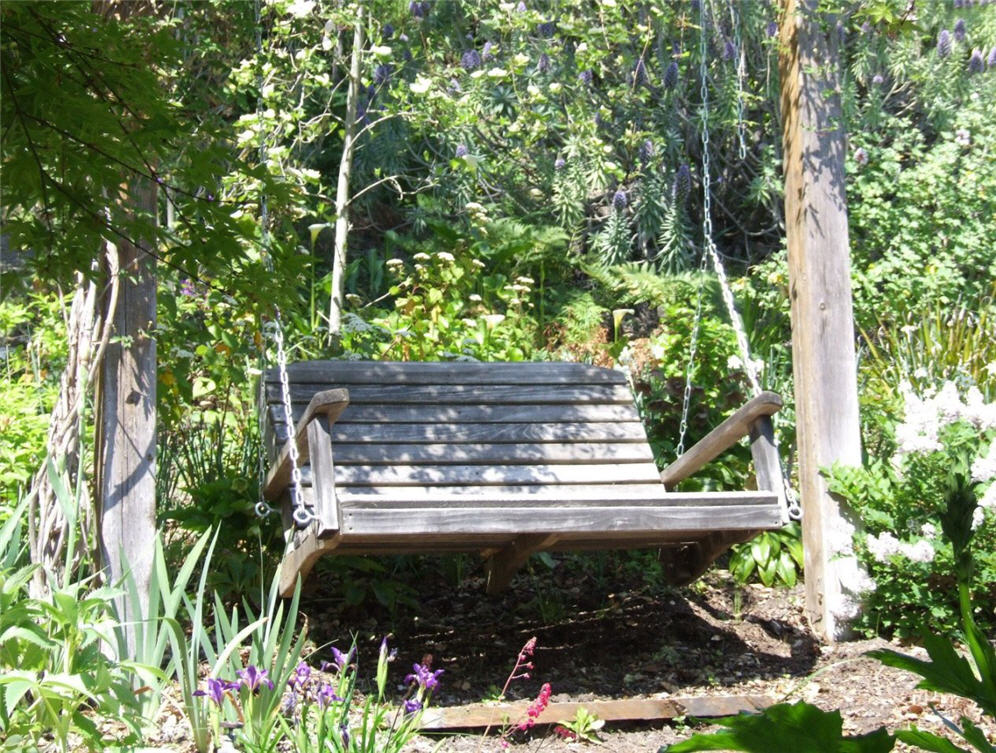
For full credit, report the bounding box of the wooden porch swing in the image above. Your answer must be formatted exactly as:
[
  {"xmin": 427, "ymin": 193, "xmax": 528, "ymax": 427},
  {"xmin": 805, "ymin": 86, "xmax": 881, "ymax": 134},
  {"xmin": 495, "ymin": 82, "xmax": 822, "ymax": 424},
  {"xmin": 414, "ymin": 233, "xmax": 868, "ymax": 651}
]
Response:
[{"xmin": 260, "ymin": 360, "xmax": 787, "ymax": 597}]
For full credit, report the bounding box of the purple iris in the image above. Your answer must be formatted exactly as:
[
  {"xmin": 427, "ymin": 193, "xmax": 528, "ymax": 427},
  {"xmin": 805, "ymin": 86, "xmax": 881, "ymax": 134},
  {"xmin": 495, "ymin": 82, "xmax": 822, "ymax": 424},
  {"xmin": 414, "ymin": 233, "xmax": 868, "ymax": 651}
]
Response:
[
  {"xmin": 193, "ymin": 677, "xmax": 238, "ymax": 707},
  {"xmin": 316, "ymin": 682, "xmax": 342, "ymax": 709},
  {"xmin": 287, "ymin": 661, "xmax": 311, "ymax": 692},
  {"xmin": 237, "ymin": 666, "xmax": 274, "ymax": 694},
  {"xmin": 405, "ymin": 663, "xmax": 444, "ymax": 690},
  {"xmin": 404, "ymin": 698, "xmax": 423, "ymax": 715},
  {"xmin": 324, "ymin": 645, "xmax": 355, "ymax": 671}
]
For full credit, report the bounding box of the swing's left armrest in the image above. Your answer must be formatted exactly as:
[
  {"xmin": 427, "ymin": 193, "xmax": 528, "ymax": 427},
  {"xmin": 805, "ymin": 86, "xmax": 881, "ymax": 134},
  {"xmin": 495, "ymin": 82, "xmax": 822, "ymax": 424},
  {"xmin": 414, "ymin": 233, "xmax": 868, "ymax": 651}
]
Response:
[
  {"xmin": 263, "ymin": 388, "xmax": 350, "ymax": 500},
  {"xmin": 660, "ymin": 391, "xmax": 782, "ymax": 490}
]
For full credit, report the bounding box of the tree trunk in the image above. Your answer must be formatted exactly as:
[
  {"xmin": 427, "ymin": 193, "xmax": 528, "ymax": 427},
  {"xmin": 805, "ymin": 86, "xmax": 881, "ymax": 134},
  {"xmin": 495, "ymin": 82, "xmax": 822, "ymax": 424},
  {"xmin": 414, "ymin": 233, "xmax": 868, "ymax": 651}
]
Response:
[
  {"xmin": 328, "ymin": 6, "xmax": 364, "ymax": 337},
  {"xmin": 28, "ymin": 247, "xmax": 119, "ymax": 597},
  {"xmin": 779, "ymin": 0, "xmax": 867, "ymax": 641},
  {"xmin": 95, "ymin": 176, "xmax": 157, "ymax": 656}
]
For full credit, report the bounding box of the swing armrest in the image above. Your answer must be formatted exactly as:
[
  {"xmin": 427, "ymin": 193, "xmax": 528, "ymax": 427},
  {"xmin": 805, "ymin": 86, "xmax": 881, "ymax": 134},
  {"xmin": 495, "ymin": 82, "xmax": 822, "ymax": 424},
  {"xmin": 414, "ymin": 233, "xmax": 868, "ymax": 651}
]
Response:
[
  {"xmin": 264, "ymin": 389, "xmax": 350, "ymax": 500},
  {"xmin": 660, "ymin": 391, "xmax": 782, "ymax": 489}
]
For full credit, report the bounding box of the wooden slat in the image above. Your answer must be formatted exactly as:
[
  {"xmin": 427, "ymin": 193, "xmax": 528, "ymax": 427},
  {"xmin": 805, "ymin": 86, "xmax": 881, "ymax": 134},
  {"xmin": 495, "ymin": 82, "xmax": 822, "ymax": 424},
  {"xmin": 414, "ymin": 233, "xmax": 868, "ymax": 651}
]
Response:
[
  {"xmin": 266, "ymin": 383, "xmax": 634, "ymax": 406},
  {"xmin": 337, "ymin": 488, "xmax": 776, "ymax": 508},
  {"xmin": 340, "ymin": 502, "xmax": 784, "ymax": 536},
  {"xmin": 331, "ymin": 441, "xmax": 654, "ymax": 465},
  {"xmin": 333, "ymin": 462, "xmax": 663, "ymax": 486},
  {"xmin": 267, "ymin": 360, "xmax": 626, "ymax": 385},
  {"xmin": 329, "ymin": 421, "xmax": 648, "ymax": 444},
  {"xmin": 419, "ymin": 695, "xmax": 773, "ymax": 730}
]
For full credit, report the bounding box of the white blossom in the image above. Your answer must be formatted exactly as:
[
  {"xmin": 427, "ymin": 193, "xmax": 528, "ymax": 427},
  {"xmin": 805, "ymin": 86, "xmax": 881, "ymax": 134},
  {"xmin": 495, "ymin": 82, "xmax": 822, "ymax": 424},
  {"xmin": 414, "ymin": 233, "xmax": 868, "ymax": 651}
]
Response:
[
  {"xmin": 979, "ymin": 484, "xmax": 996, "ymax": 511},
  {"xmin": 972, "ymin": 506, "xmax": 985, "ymax": 531},
  {"xmin": 972, "ymin": 442, "xmax": 996, "ymax": 483},
  {"xmin": 866, "ymin": 532, "xmax": 903, "ymax": 562},
  {"xmin": 412, "ymin": 252, "xmax": 431, "ymax": 261},
  {"xmin": 905, "ymin": 539, "xmax": 935, "ymax": 564},
  {"xmin": 436, "ymin": 251, "xmax": 455, "ymax": 262},
  {"xmin": 920, "ymin": 522, "xmax": 938, "ymax": 538}
]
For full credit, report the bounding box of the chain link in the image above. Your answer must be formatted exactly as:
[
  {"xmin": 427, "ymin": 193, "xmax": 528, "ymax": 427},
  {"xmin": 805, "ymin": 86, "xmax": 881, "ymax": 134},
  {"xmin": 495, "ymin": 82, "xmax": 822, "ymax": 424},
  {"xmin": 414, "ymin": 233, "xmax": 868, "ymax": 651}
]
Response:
[
  {"xmin": 694, "ymin": 0, "xmax": 799, "ymax": 521},
  {"xmin": 732, "ymin": 1, "xmax": 748, "ymax": 162},
  {"xmin": 252, "ymin": 0, "xmax": 313, "ymax": 528}
]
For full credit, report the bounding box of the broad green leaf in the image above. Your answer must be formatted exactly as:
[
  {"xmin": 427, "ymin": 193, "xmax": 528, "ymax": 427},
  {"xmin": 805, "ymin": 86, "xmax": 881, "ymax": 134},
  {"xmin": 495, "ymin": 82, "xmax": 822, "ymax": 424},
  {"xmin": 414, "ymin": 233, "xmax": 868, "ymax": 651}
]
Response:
[{"xmin": 895, "ymin": 728, "xmax": 970, "ymax": 753}]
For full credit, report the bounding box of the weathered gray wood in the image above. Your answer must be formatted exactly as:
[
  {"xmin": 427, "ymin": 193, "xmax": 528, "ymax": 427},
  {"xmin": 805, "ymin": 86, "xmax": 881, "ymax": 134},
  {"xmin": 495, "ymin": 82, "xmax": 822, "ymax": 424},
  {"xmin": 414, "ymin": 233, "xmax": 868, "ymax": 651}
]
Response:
[
  {"xmin": 660, "ymin": 392, "xmax": 782, "ymax": 488},
  {"xmin": 340, "ymin": 502, "xmax": 783, "ymax": 536},
  {"xmin": 307, "ymin": 416, "xmax": 339, "ymax": 534},
  {"xmin": 419, "ymin": 695, "xmax": 773, "ymax": 730},
  {"xmin": 484, "ymin": 533, "xmax": 559, "ymax": 593},
  {"xmin": 278, "ymin": 530, "xmax": 342, "ymax": 598},
  {"xmin": 96, "ymin": 177, "xmax": 157, "ymax": 659},
  {"xmin": 781, "ymin": 0, "xmax": 864, "ymax": 640},
  {"xmin": 329, "ymin": 421, "xmax": 648, "ymax": 444},
  {"xmin": 333, "ymin": 462, "xmax": 663, "ymax": 487},
  {"xmin": 266, "ymin": 383, "xmax": 635, "ymax": 406},
  {"xmin": 264, "ymin": 389, "xmax": 349, "ymax": 500},
  {"xmin": 338, "ymin": 488, "xmax": 776, "ymax": 508},
  {"xmin": 331, "ymin": 441, "xmax": 654, "ymax": 465},
  {"xmin": 269, "ymin": 360, "xmax": 627, "ymax": 385},
  {"xmin": 749, "ymin": 415, "xmax": 784, "ymax": 501},
  {"xmin": 660, "ymin": 531, "xmax": 756, "ymax": 586}
]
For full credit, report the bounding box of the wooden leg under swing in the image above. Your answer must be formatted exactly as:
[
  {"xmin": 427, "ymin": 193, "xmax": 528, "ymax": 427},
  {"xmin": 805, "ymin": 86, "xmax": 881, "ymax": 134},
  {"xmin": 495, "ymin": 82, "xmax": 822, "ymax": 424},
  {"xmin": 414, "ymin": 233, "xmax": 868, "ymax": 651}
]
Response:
[
  {"xmin": 279, "ymin": 530, "xmax": 342, "ymax": 598},
  {"xmin": 484, "ymin": 534, "xmax": 560, "ymax": 594}
]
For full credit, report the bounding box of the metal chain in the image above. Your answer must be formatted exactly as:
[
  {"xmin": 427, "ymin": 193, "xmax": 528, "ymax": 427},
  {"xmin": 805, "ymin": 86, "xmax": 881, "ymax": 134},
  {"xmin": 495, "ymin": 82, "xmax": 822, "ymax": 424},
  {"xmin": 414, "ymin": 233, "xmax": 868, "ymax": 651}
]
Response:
[
  {"xmin": 252, "ymin": 0, "xmax": 313, "ymax": 528},
  {"xmin": 696, "ymin": 1, "xmax": 799, "ymax": 521},
  {"xmin": 732, "ymin": 1, "xmax": 748, "ymax": 162},
  {"xmin": 676, "ymin": 252, "xmax": 709, "ymax": 458}
]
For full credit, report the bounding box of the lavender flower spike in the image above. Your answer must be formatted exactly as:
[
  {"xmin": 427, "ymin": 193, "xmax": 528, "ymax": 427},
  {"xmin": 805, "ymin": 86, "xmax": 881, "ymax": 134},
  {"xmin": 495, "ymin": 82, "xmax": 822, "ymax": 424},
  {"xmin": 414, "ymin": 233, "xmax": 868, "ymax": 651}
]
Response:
[
  {"xmin": 937, "ymin": 29, "xmax": 952, "ymax": 58},
  {"xmin": 954, "ymin": 18, "xmax": 966, "ymax": 43},
  {"xmin": 612, "ymin": 190, "xmax": 628, "ymax": 211},
  {"xmin": 968, "ymin": 48, "xmax": 984, "ymax": 73}
]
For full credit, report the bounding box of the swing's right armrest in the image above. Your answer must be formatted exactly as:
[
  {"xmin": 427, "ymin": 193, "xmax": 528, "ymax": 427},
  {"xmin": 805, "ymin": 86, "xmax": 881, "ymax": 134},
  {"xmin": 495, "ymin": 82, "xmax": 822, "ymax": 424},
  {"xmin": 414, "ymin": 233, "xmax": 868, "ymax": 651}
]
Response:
[
  {"xmin": 263, "ymin": 388, "xmax": 350, "ymax": 500},
  {"xmin": 660, "ymin": 391, "xmax": 782, "ymax": 489}
]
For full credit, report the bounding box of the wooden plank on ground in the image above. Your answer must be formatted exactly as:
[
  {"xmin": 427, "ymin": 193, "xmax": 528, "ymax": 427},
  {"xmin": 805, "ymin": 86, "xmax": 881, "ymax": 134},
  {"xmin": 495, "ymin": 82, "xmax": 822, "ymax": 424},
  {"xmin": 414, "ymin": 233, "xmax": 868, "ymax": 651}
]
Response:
[
  {"xmin": 266, "ymin": 383, "xmax": 635, "ymax": 406},
  {"xmin": 269, "ymin": 360, "xmax": 627, "ymax": 385},
  {"xmin": 418, "ymin": 695, "xmax": 773, "ymax": 730}
]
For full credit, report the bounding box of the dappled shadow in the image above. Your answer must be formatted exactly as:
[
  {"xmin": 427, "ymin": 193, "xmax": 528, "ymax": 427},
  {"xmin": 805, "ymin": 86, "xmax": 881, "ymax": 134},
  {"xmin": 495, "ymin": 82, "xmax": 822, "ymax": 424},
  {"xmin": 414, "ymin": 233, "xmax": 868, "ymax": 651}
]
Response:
[{"xmin": 300, "ymin": 553, "xmax": 821, "ymax": 707}]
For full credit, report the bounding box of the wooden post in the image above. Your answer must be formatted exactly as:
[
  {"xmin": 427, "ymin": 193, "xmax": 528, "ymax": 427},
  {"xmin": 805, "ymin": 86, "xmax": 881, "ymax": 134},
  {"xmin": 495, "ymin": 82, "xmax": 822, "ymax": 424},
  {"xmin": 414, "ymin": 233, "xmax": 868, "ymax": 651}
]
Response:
[
  {"xmin": 96, "ymin": 176, "xmax": 157, "ymax": 656},
  {"xmin": 779, "ymin": 0, "xmax": 867, "ymax": 640}
]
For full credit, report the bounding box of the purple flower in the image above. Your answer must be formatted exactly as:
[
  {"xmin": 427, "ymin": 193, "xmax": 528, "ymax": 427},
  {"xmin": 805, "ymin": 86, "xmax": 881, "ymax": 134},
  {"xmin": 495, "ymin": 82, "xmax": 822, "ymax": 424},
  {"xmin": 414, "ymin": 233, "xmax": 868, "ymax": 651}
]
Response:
[
  {"xmin": 766, "ymin": 21, "xmax": 778, "ymax": 38},
  {"xmin": 937, "ymin": 29, "xmax": 952, "ymax": 58},
  {"xmin": 516, "ymin": 1, "xmax": 527, "ymax": 11},
  {"xmin": 860, "ymin": 21, "xmax": 872, "ymax": 35},
  {"xmin": 405, "ymin": 663, "xmax": 444, "ymax": 690},
  {"xmin": 460, "ymin": 49, "xmax": 482, "ymax": 71},
  {"xmin": 404, "ymin": 698, "xmax": 423, "ymax": 715},
  {"xmin": 988, "ymin": 46, "xmax": 996, "ymax": 67},
  {"xmin": 853, "ymin": 147, "xmax": 869, "ymax": 167},
  {"xmin": 537, "ymin": 21, "xmax": 556, "ymax": 38},
  {"xmin": 316, "ymin": 683, "xmax": 342, "ymax": 709},
  {"xmin": 537, "ymin": 53, "xmax": 550, "ymax": 73},
  {"xmin": 238, "ymin": 666, "xmax": 274, "ymax": 694},
  {"xmin": 633, "ymin": 58, "xmax": 647, "ymax": 85},
  {"xmin": 954, "ymin": 18, "xmax": 966, "ymax": 43},
  {"xmin": 374, "ymin": 63, "xmax": 392, "ymax": 85},
  {"xmin": 180, "ymin": 278, "xmax": 196, "ymax": 296},
  {"xmin": 455, "ymin": 144, "xmax": 469, "ymax": 158},
  {"xmin": 339, "ymin": 723, "xmax": 351, "ymax": 747},
  {"xmin": 723, "ymin": 39, "xmax": 736, "ymax": 61},
  {"xmin": 382, "ymin": 23, "xmax": 394, "ymax": 40},
  {"xmin": 968, "ymin": 48, "xmax": 984, "ymax": 73},
  {"xmin": 409, "ymin": 1, "xmax": 424, "ymax": 18},
  {"xmin": 674, "ymin": 163, "xmax": 692, "ymax": 199},
  {"xmin": 482, "ymin": 41, "xmax": 494, "ymax": 61},
  {"xmin": 612, "ymin": 190, "xmax": 628, "ymax": 211},
  {"xmin": 872, "ymin": 73, "xmax": 884, "ymax": 85},
  {"xmin": 326, "ymin": 646, "xmax": 355, "ymax": 671},
  {"xmin": 663, "ymin": 60, "xmax": 679, "ymax": 90},
  {"xmin": 193, "ymin": 677, "xmax": 238, "ymax": 707},
  {"xmin": 578, "ymin": 69, "xmax": 593, "ymax": 85},
  {"xmin": 288, "ymin": 661, "xmax": 311, "ymax": 692},
  {"xmin": 554, "ymin": 156, "xmax": 566, "ymax": 170},
  {"xmin": 639, "ymin": 139, "xmax": 654, "ymax": 165}
]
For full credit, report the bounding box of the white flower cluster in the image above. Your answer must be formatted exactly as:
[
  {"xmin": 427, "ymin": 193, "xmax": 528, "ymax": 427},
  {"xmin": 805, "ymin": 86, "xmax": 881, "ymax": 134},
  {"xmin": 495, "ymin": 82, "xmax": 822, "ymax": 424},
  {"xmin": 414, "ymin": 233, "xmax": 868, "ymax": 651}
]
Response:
[
  {"xmin": 866, "ymin": 531, "xmax": 935, "ymax": 564},
  {"xmin": 894, "ymin": 381, "xmax": 996, "ymax": 462}
]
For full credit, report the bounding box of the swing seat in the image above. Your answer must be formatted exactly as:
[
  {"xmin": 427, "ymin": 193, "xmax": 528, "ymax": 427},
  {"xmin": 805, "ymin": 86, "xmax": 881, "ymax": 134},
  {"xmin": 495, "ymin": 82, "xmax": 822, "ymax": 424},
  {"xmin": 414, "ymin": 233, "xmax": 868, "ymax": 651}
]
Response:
[{"xmin": 261, "ymin": 361, "xmax": 786, "ymax": 597}]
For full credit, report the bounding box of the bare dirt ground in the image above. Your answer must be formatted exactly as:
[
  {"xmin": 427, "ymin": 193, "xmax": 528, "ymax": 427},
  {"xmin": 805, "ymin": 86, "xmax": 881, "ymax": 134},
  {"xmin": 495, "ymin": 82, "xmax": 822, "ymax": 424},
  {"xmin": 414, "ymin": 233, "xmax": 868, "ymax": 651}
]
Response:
[{"xmin": 147, "ymin": 554, "xmax": 990, "ymax": 752}]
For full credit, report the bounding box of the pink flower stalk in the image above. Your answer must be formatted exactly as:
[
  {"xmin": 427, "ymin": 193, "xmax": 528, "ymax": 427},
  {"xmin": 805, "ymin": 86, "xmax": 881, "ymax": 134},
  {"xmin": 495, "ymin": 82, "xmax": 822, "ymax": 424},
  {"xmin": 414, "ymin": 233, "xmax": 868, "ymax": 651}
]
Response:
[{"xmin": 517, "ymin": 682, "xmax": 552, "ymax": 731}]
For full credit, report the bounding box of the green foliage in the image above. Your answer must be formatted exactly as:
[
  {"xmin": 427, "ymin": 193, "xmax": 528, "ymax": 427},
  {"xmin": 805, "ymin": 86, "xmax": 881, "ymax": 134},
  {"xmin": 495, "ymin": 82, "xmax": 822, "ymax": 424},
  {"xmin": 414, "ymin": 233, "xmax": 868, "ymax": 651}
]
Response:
[
  {"xmin": 556, "ymin": 707, "xmax": 605, "ymax": 744},
  {"xmin": 729, "ymin": 524, "xmax": 804, "ymax": 588}
]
